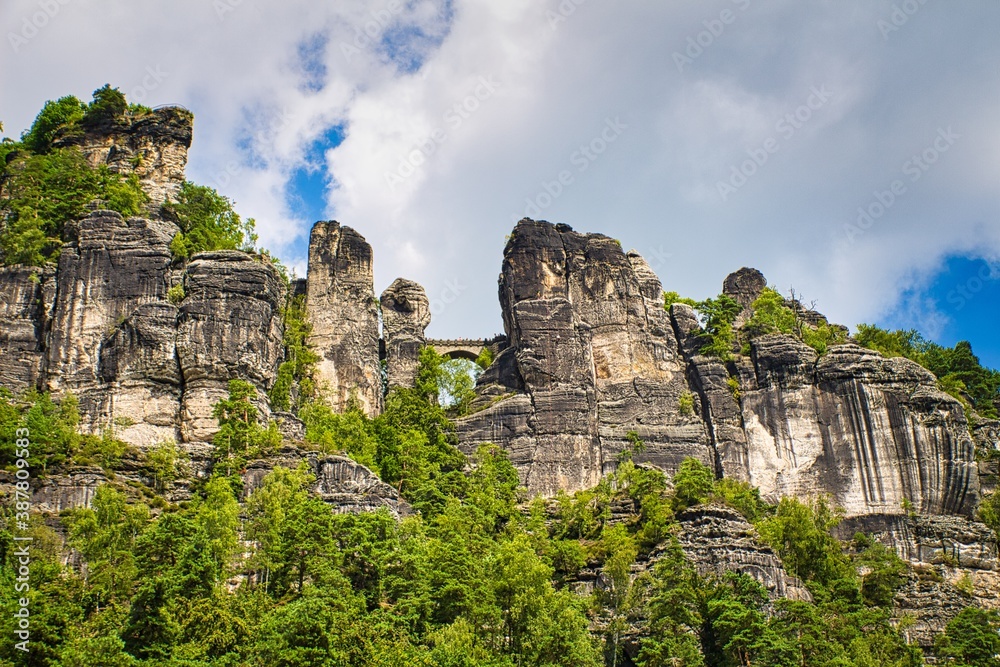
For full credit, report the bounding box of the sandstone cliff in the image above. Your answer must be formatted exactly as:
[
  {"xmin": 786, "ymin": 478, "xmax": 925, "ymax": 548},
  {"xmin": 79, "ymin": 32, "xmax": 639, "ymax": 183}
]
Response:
[
  {"xmin": 306, "ymin": 221, "xmax": 383, "ymax": 417},
  {"xmin": 457, "ymin": 220, "xmax": 714, "ymax": 496}
]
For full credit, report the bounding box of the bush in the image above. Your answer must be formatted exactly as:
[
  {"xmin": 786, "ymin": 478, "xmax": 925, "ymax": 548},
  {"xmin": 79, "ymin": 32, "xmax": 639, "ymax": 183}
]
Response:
[
  {"xmin": 694, "ymin": 295, "xmax": 740, "ymax": 360},
  {"xmin": 20, "ymin": 96, "xmax": 86, "ymax": 153},
  {"xmin": 166, "ymin": 283, "xmax": 185, "ymax": 304},
  {"xmin": 81, "ymin": 85, "xmax": 128, "ymax": 127},
  {"xmin": 855, "ymin": 325, "xmax": 999, "ymax": 418},
  {"xmin": 211, "ymin": 380, "xmax": 282, "ymax": 477},
  {"xmin": 663, "ymin": 291, "xmax": 698, "ymax": 309},
  {"xmin": 934, "ymin": 607, "xmax": 1000, "ymax": 667},
  {"xmin": 672, "ymin": 457, "xmax": 715, "ymax": 511},
  {"xmin": 268, "ymin": 294, "xmax": 318, "ymax": 412},
  {"xmin": 0, "ymin": 148, "xmax": 148, "ymax": 265},
  {"xmin": 165, "ymin": 182, "xmax": 258, "ymax": 260},
  {"xmin": 747, "ymin": 287, "xmax": 847, "ymax": 354},
  {"xmin": 678, "ymin": 391, "xmax": 695, "ymax": 416}
]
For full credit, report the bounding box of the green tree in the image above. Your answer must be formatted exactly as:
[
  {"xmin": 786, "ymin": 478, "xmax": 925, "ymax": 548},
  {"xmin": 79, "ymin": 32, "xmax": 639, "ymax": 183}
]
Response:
[
  {"xmin": 673, "ymin": 457, "xmax": 716, "ymax": 511},
  {"xmin": 245, "ymin": 464, "xmax": 338, "ymax": 598},
  {"xmin": 935, "ymin": 607, "xmax": 1000, "ymax": 667},
  {"xmin": 211, "ymin": 379, "xmax": 281, "ymax": 477},
  {"xmin": 19, "ymin": 95, "xmax": 86, "ymax": 153},
  {"xmin": 755, "ymin": 496, "xmax": 851, "ymax": 591},
  {"xmin": 694, "ymin": 295, "xmax": 741, "ymax": 360},
  {"xmin": 165, "ymin": 181, "xmax": 258, "ymax": 260},
  {"xmin": 0, "ymin": 147, "xmax": 147, "ymax": 265},
  {"xmin": 82, "ymin": 84, "xmax": 128, "ymax": 126},
  {"xmin": 270, "ymin": 293, "xmax": 319, "ymax": 411},
  {"xmin": 65, "ymin": 485, "xmax": 150, "ymax": 607}
]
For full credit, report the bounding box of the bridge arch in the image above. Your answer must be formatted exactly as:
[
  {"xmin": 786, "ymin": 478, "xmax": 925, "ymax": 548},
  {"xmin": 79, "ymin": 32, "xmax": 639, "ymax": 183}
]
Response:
[{"xmin": 425, "ymin": 339, "xmax": 486, "ymax": 362}]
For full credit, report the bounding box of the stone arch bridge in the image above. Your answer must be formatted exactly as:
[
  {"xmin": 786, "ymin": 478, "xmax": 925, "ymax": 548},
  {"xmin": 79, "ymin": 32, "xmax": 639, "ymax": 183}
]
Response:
[{"xmin": 426, "ymin": 336, "xmax": 506, "ymax": 361}]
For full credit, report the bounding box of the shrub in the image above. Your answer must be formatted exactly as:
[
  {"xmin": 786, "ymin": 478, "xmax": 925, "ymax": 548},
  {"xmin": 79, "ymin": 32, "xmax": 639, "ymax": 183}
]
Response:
[
  {"xmin": 726, "ymin": 376, "xmax": 741, "ymax": 401},
  {"xmin": 0, "ymin": 148, "xmax": 148, "ymax": 265},
  {"xmin": 20, "ymin": 95, "xmax": 86, "ymax": 153},
  {"xmin": 166, "ymin": 283, "xmax": 185, "ymax": 304},
  {"xmin": 694, "ymin": 295, "xmax": 740, "ymax": 360},
  {"xmin": 165, "ymin": 182, "xmax": 258, "ymax": 260},
  {"xmin": 81, "ymin": 85, "xmax": 128, "ymax": 127},
  {"xmin": 672, "ymin": 457, "xmax": 715, "ymax": 511},
  {"xmin": 211, "ymin": 379, "xmax": 282, "ymax": 477},
  {"xmin": 678, "ymin": 391, "xmax": 695, "ymax": 416},
  {"xmin": 663, "ymin": 291, "xmax": 698, "ymax": 309}
]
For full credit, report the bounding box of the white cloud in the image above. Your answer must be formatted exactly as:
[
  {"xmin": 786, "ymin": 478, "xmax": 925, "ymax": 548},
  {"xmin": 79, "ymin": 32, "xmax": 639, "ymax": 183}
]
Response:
[{"xmin": 1, "ymin": 0, "xmax": 997, "ymax": 341}]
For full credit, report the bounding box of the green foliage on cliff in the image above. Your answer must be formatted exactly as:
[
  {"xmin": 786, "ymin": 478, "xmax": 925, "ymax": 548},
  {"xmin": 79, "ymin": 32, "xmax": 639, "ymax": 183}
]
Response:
[
  {"xmin": 211, "ymin": 379, "xmax": 282, "ymax": 478},
  {"xmin": 0, "ymin": 87, "xmax": 158, "ymax": 266},
  {"xmin": 0, "ymin": 389, "xmax": 133, "ymax": 473},
  {"xmin": 855, "ymin": 325, "xmax": 1000, "ymax": 418},
  {"xmin": 0, "ymin": 146, "xmax": 148, "ymax": 265},
  {"xmin": 934, "ymin": 607, "xmax": 1000, "ymax": 667},
  {"xmin": 745, "ymin": 287, "xmax": 847, "ymax": 354},
  {"xmin": 165, "ymin": 181, "xmax": 258, "ymax": 260},
  {"xmin": 269, "ymin": 294, "xmax": 319, "ymax": 412}
]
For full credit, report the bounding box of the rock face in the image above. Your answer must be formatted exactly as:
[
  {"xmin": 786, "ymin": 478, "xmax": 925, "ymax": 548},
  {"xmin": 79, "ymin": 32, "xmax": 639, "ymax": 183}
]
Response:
[
  {"xmin": 675, "ymin": 504, "xmax": 811, "ymax": 600},
  {"xmin": 176, "ymin": 251, "xmax": 286, "ymax": 441},
  {"xmin": 0, "ymin": 265, "xmax": 53, "ymax": 389},
  {"xmin": 44, "ymin": 211, "xmax": 179, "ymax": 443},
  {"xmin": 738, "ymin": 336, "xmax": 979, "ymax": 518},
  {"xmin": 242, "ymin": 447, "xmax": 409, "ymax": 517},
  {"xmin": 54, "ymin": 107, "xmax": 194, "ymax": 210},
  {"xmin": 306, "ymin": 222, "xmax": 382, "ymax": 416},
  {"xmin": 722, "ymin": 266, "xmax": 766, "ymax": 327},
  {"xmin": 457, "ymin": 220, "xmax": 714, "ymax": 496},
  {"xmin": 836, "ymin": 512, "xmax": 1000, "ymax": 648},
  {"xmin": 380, "ymin": 278, "xmax": 430, "ymax": 390}
]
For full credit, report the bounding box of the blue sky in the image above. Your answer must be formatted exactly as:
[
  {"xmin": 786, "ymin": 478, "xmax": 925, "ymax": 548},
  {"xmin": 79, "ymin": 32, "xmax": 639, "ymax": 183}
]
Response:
[
  {"xmin": 1, "ymin": 0, "xmax": 997, "ymax": 369},
  {"xmin": 882, "ymin": 256, "xmax": 1000, "ymax": 369}
]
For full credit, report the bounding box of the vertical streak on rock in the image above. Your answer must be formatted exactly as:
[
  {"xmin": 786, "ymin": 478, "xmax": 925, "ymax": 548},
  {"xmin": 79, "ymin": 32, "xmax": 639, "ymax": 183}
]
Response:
[{"xmin": 305, "ymin": 221, "xmax": 382, "ymax": 417}]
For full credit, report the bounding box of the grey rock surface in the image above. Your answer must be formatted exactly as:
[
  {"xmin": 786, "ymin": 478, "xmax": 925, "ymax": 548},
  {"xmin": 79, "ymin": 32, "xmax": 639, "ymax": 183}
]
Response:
[
  {"xmin": 177, "ymin": 250, "xmax": 286, "ymax": 441},
  {"xmin": 380, "ymin": 278, "xmax": 430, "ymax": 389},
  {"xmin": 674, "ymin": 504, "xmax": 811, "ymax": 601},
  {"xmin": 741, "ymin": 337, "xmax": 979, "ymax": 517},
  {"xmin": 54, "ymin": 106, "xmax": 193, "ymax": 210},
  {"xmin": 458, "ymin": 219, "xmax": 713, "ymax": 496},
  {"xmin": 0, "ymin": 265, "xmax": 51, "ymax": 389},
  {"xmin": 242, "ymin": 446, "xmax": 409, "ymax": 517},
  {"xmin": 306, "ymin": 222, "xmax": 382, "ymax": 416}
]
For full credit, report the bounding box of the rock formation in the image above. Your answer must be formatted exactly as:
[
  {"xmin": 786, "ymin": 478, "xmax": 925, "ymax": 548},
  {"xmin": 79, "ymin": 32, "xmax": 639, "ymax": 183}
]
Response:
[
  {"xmin": 457, "ymin": 220, "xmax": 714, "ymax": 496},
  {"xmin": 242, "ymin": 446, "xmax": 409, "ymax": 518},
  {"xmin": 176, "ymin": 251, "xmax": 286, "ymax": 441},
  {"xmin": 380, "ymin": 278, "xmax": 430, "ymax": 390},
  {"xmin": 306, "ymin": 222, "xmax": 382, "ymax": 417},
  {"xmin": 737, "ymin": 337, "xmax": 978, "ymax": 518},
  {"xmin": 54, "ymin": 106, "xmax": 194, "ymax": 210}
]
